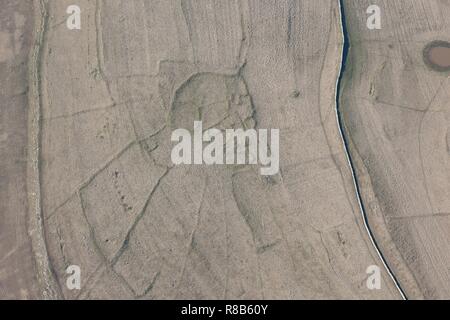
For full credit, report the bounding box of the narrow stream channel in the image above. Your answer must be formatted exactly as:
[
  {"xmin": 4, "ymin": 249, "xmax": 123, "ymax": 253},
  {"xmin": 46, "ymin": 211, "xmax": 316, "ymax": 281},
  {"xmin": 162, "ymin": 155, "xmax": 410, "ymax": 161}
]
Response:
[{"xmin": 336, "ymin": 0, "xmax": 407, "ymax": 300}]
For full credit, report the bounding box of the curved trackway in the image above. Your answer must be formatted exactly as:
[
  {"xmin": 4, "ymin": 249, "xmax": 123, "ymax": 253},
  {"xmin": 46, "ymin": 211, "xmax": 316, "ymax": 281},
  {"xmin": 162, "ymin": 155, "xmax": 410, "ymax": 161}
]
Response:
[
  {"xmin": 28, "ymin": 0, "xmax": 61, "ymax": 299},
  {"xmin": 336, "ymin": 0, "xmax": 407, "ymax": 300}
]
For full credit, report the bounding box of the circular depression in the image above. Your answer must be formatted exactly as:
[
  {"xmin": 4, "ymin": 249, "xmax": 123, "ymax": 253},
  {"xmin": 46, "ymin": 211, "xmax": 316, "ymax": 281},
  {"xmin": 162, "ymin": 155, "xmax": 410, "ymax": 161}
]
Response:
[{"xmin": 423, "ymin": 40, "xmax": 450, "ymax": 72}]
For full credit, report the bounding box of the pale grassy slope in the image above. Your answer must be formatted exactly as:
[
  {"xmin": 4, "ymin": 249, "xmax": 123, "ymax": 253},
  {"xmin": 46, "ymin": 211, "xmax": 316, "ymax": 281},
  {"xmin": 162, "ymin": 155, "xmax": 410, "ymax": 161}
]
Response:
[
  {"xmin": 35, "ymin": 0, "xmax": 402, "ymax": 299},
  {"xmin": 341, "ymin": 0, "xmax": 450, "ymax": 299}
]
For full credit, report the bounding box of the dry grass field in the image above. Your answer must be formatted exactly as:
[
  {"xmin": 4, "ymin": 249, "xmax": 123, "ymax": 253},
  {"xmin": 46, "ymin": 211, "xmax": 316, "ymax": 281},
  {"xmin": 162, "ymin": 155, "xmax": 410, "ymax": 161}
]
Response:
[
  {"xmin": 0, "ymin": 1, "xmax": 41, "ymax": 299},
  {"xmin": 36, "ymin": 0, "xmax": 399, "ymax": 299},
  {"xmin": 1, "ymin": 0, "xmax": 449, "ymax": 300},
  {"xmin": 341, "ymin": 0, "xmax": 450, "ymax": 299}
]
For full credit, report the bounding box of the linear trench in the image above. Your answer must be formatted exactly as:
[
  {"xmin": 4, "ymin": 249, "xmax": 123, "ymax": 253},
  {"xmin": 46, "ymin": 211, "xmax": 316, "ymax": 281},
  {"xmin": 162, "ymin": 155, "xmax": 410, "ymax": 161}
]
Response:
[{"xmin": 335, "ymin": 0, "xmax": 407, "ymax": 300}]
